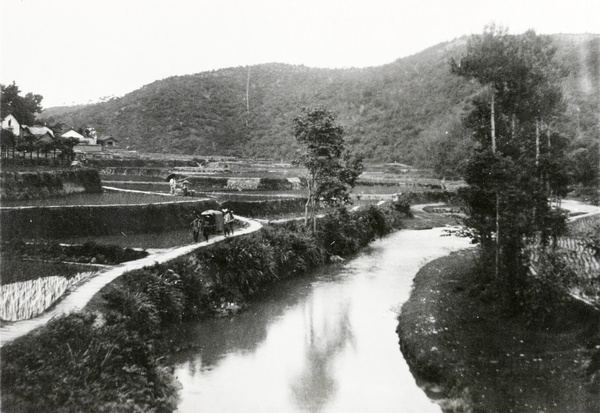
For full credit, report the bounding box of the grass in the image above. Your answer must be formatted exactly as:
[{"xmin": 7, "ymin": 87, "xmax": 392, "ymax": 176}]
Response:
[{"xmin": 398, "ymin": 249, "xmax": 600, "ymax": 413}]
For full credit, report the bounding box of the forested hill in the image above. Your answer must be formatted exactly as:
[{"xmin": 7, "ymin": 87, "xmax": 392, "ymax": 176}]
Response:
[{"xmin": 41, "ymin": 33, "xmax": 599, "ymax": 165}]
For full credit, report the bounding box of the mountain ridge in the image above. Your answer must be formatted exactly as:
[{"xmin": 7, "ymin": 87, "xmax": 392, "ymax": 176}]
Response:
[{"xmin": 40, "ymin": 33, "xmax": 599, "ymax": 167}]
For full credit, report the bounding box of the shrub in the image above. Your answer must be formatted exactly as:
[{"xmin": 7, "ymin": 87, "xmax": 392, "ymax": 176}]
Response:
[
  {"xmin": 517, "ymin": 250, "xmax": 577, "ymax": 325},
  {"xmin": 1, "ymin": 312, "xmax": 177, "ymax": 412}
]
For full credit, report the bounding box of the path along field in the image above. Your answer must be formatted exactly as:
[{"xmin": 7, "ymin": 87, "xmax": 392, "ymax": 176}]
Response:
[
  {"xmin": 0, "ymin": 216, "xmax": 262, "ymax": 347},
  {"xmin": 1, "ymin": 198, "xmax": 597, "ymax": 347}
]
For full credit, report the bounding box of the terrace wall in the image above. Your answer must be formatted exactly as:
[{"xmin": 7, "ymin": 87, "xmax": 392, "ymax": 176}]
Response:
[
  {"xmin": 0, "ymin": 168, "xmax": 103, "ymax": 201},
  {"xmin": 220, "ymin": 197, "xmax": 307, "ymax": 217},
  {"xmin": 1, "ymin": 199, "xmax": 219, "ymax": 239},
  {"xmin": 0, "ymin": 197, "xmax": 309, "ymax": 239}
]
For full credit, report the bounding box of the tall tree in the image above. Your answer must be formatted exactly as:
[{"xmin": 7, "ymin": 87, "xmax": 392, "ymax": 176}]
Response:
[
  {"xmin": 1, "ymin": 82, "xmax": 43, "ymax": 126},
  {"xmin": 452, "ymin": 27, "xmax": 569, "ymax": 287},
  {"xmin": 293, "ymin": 106, "xmax": 363, "ymax": 232}
]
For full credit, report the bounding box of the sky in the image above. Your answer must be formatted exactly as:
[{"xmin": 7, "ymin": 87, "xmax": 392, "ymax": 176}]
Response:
[{"xmin": 1, "ymin": 0, "xmax": 599, "ymax": 108}]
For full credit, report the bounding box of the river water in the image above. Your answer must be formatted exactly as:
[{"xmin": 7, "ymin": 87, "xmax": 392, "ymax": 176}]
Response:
[{"xmin": 169, "ymin": 227, "xmax": 472, "ymax": 413}]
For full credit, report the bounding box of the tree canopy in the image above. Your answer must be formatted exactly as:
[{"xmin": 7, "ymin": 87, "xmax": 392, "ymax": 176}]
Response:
[
  {"xmin": 293, "ymin": 106, "xmax": 363, "ymax": 231},
  {"xmin": 452, "ymin": 27, "xmax": 570, "ymax": 285},
  {"xmin": 1, "ymin": 82, "xmax": 43, "ymax": 126}
]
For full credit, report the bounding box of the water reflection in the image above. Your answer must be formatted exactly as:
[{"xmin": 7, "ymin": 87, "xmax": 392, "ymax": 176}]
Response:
[
  {"xmin": 167, "ymin": 276, "xmax": 314, "ymax": 370},
  {"xmin": 171, "ymin": 228, "xmax": 472, "ymax": 412},
  {"xmin": 291, "ymin": 297, "xmax": 354, "ymax": 412}
]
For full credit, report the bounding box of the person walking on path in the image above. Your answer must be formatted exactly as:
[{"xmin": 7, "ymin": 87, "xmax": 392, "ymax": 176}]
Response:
[
  {"xmin": 224, "ymin": 209, "xmax": 235, "ymax": 236},
  {"xmin": 169, "ymin": 177, "xmax": 177, "ymax": 195},
  {"xmin": 202, "ymin": 215, "xmax": 212, "ymax": 242},
  {"xmin": 191, "ymin": 213, "xmax": 203, "ymax": 242}
]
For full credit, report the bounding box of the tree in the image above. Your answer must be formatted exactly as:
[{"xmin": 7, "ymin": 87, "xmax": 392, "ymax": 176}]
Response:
[
  {"xmin": 452, "ymin": 27, "xmax": 570, "ymax": 288},
  {"xmin": 293, "ymin": 107, "xmax": 363, "ymax": 232},
  {"xmin": 0, "ymin": 129, "xmax": 17, "ymax": 158},
  {"xmin": 57, "ymin": 137, "xmax": 79, "ymax": 164},
  {"xmin": 1, "ymin": 82, "xmax": 43, "ymax": 126}
]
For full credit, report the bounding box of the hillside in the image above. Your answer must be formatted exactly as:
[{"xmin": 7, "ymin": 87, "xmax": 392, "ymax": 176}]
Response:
[{"xmin": 40, "ymin": 34, "xmax": 599, "ymax": 166}]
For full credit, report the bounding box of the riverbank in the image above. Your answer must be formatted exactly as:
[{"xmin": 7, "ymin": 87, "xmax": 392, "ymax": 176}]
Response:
[
  {"xmin": 1, "ymin": 204, "xmax": 407, "ymax": 412},
  {"xmin": 397, "ymin": 249, "xmax": 600, "ymax": 412}
]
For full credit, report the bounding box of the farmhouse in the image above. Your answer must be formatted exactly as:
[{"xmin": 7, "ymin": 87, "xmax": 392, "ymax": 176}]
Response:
[
  {"xmin": 22, "ymin": 125, "xmax": 54, "ymax": 141},
  {"xmin": 97, "ymin": 136, "xmax": 118, "ymax": 147},
  {"xmin": 1, "ymin": 114, "xmax": 21, "ymax": 136},
  {"xmin": 61, "ymin": 129, "xmax": 86, "ymax": 142}
]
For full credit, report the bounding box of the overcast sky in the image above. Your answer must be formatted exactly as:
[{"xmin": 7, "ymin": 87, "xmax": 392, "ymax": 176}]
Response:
[{"xmin": 1, "ymin": 0, "xmax": 599, "ymax": 108}]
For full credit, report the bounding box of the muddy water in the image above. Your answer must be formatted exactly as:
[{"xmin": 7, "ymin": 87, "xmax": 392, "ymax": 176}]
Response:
[{"xmin": 169, "ymin": 228, "xmax": 472, "ymax": 412}]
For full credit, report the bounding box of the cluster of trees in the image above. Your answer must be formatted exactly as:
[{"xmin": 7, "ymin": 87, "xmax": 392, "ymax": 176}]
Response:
[
  {"xmin": 1, "ymin": 82, "xmax": 43, "ymax": 126},
  {"xmin": 1, "ymin": 83, "xmax": 78, "ymax": 162},
  {"xmin": 452, "ymin": 26, "xmax": 573, "ymax": 288}
]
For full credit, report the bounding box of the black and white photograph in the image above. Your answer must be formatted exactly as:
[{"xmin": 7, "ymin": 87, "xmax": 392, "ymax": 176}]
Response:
[{"xmin": 1, "ymin": 0, "xmax": 599, "ymax": 411}]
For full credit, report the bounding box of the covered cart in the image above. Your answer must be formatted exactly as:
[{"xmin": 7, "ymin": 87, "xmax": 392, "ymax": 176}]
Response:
[{"xmin": 200, "ymin": 210, "xmax": 224, "ymax": 236}]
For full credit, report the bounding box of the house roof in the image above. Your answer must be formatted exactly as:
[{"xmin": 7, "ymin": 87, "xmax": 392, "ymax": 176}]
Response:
[
  {"xmin": 22, "ymin": 125, "xmax": 55, "ymax": 138},
  {"xmin": 61, "ymin": 129, "xmax": 85, "ymax": 139},
  {"xmin": 1, "ymin": 114, "xmax": 20, "ymax": 124}
]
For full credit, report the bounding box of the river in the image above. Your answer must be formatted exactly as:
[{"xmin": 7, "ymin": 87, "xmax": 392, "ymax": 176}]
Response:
[{"xmin": 168, "ymin": 227, "xmax": 472, "ymax": 413}]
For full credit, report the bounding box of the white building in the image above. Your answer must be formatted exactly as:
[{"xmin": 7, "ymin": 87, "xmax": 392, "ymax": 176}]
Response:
[
  {"xmin": 62, "ymin": 129, "xmax": 94, "ymax": 144},
  {"xmin": 1, "ymin": 114, "xmax": 21, "ymax": 136}
]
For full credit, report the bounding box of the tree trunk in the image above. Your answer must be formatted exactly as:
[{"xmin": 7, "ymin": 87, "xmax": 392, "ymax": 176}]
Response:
[
  {"xmin": 246, "ymin": 67, "xmax": 251, "ymax": 127},
  {"xmin": 491, "ymin": 87, "xmax": 496, "ymax": 152},
  {"xmin": 491, "ymin": 86, "xmax": 499, "ymax": 279},
  {"xmin": 535, "ymin": 119, "xmax": 540, "ymax": 167}
]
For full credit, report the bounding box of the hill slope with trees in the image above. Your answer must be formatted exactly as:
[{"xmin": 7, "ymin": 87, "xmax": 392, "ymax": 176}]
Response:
[{"xmin": 40, "ymin": 34, "xmax": 598, "ymax": 172}]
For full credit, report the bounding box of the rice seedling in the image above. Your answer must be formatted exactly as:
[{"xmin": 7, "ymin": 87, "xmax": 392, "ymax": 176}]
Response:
[{"xmin": 0, "ymin": 272, "xmax": 93, "ymax": 321}]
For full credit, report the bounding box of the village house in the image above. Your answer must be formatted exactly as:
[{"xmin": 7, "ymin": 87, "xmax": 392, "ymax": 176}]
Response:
[
  {"xmin": 61, "ymin": 129, "xmax": 88, "ymax": 143},
  {"xmin": 97, "ymin": 136, "xmax": 118, "ymax": 147},
  {"xmin": 21, "ymin": 125, "xmax": 55, "ymax": 141},
  {"xmin": 1, "ymin": 114, "xmax": 21, "ymax": 136}
]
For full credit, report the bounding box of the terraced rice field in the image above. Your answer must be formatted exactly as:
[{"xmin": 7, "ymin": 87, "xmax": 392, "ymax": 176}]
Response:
[
  {"xmin": 1, "ymin": 272, "xmax": 94, "ymax": 321},
  {"xmin": 527, "ymin": 211, "xmax": 600, "ymax": 306}
]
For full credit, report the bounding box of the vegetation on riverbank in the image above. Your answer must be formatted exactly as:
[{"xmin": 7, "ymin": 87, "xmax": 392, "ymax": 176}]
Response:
[
  {"xmin": 1, "ymin": 203, "xmax": 409, "ymax": 412},
  {"xmin": 398, "ymin": 249, "xmax": 600, "ymax": 413}
]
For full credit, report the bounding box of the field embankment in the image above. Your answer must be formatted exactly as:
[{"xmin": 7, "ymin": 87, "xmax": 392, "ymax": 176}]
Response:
[
  {"xmin": 0, "ymin": 194, "xmax": 309, "ymax": 239},
  {"xmin": 0, "ymin": 199, "xmax": 219, "ymax": 239},
  {"xmin": 397, "ymin": 249, "xmax": 600, "ymax": 413},
  {"xmin": 0, "ymin": 168, "xmax": 102, "ymax": 201}
]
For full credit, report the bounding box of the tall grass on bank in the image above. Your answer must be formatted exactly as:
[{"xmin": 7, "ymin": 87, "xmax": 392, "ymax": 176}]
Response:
[
  {"xmin": 1, "ymin": 313, "xmax": 178, "ymax": 413},
  {"xmin": 1, "ymin": 203, "xmax": 409, "ymax": 412}
]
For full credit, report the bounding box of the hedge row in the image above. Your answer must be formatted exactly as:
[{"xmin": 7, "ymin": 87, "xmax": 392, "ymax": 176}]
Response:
[
  {"xmin": 0, "ymin": 169, "xmax": 103, "ymax": 201},
  {"xmin": 0, "ymin": 204, "xmax": 409, "ymax": 412}
]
